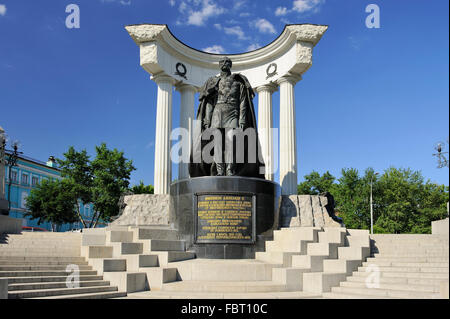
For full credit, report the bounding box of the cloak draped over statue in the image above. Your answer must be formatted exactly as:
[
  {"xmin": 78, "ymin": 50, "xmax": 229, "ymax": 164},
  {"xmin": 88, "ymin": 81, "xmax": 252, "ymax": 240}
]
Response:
[{"xmin": 189, "ymin": 72, "xmax": 265, "ymax": 179}]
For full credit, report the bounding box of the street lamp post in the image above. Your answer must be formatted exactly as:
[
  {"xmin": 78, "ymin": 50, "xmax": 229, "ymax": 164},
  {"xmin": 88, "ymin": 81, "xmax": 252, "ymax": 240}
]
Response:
[
  {"xmin": 370, "ymin": 172, "xmax": 379, "ymax": 235},
  {"xmin": 4, "ymin": 140, "xmax": 23, "ymax": 215}
]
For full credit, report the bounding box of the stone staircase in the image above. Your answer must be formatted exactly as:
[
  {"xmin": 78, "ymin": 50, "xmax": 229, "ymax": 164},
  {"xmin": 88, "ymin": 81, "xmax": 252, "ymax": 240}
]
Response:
[
  {"xmin": 323, "ymin": 234, "xmax": 450, "ymax": 299},
  {"xmin": 0, "ymin": 232, "xmax": 126, "ymax": 299},
  {"xmin": 80, "ymin": 226, "xmax": 195, "ymax": 292},
  {"xmin": 120, "ymin": 226, "xmax": 370, "ymax": 298}
]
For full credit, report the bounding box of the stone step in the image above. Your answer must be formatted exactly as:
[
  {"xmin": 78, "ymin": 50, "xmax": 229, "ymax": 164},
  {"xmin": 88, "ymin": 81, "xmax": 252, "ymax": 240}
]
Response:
[
  {"xmin": 8, "ymin": 280, "xmax": 111, "ymax": 291},
  {"xmin": 255, "ymin": 251, "xmax": 300, "ymax": 267},
  {"xmin": 0, "ymin": 260, "xmax": 89, "ymax": 266},
  {"xmin": 274, "ymin": 227, "xmax": 320, "ymax": 243},
  {"xmin": 6, "ymin": 275, "xmax": 104, "ymax": 284},
  {"xmin": 0, "ymin": 265, "xmax": 92, "ymax": 271},
  {"xmin": 307, "ymin": 242, "xmax": 340, "ymax": 258},
  {"xmin": 330, "ymin": 286, "xmax": 441, "ymax": 299},
  {"xmin": 264, "ymin": 239, "xmax": 311, "ymax": 253},
  {"xmin": 322, "ymin": 291, "xmax": 397, "ymax": 299},
  {"xmin": 347, "ymin": 275, "xmax": 448, "ymax": 286},
  {"xmin": 138, "ymin": 267, "xmax": 178, "ymax": 290},
  {"xmin": 0, "ymin": 270, "xmax": 98, "ymax": 277},
  {"xmin": 122, "ymin": 254, "xmax": 159, "ymax": 271},
  {"xmin": 132, "ymin": 227, "xmax": 179, "ymax": 241},
  {"xmin": 8, "ymin": 285, "xmax": 119, "ymax": 299},
  {"xmin": 112, "ymin": 242, "xmax": 143, "ymax": 256},
  {"xmin": 367, "ymin": 257, "xmax": 449, "ymax": 263},
  {"xmin": 0, "ymin": 251, "xmax": 81, "ymax": 257},
  {"xmin": 323, "ymin": 259, "xmax": 362, "ymax": 276},
  {"xmin": 318, "ymin": 229, "xmax": 346, "ymax": 245},
  {"xmin": 102, "ymin": 271, "xmax": 147, "ymax": 293},
  {"xmin": 272, "ymin": 267, "xmax": 310, "ymax": 290},
  {"xmin": 346, "ymin": 236, "xmax": 370, "ymax": 248},
  {"xmin": 161, "ymin": 280, "xmax": 288, "ymax": 293},
  {"xmin": 152, "ymin": 251, "xmax": 196, "ymax": 266},
  {"xmin": 302, "ymin": 272, "xmax": 348, "ymax": 294},
  {"xmin": 338, "ymin": 246, "xmax": 370, "ymax": 260},
  {"xmin": 357, "ymin": 266, "xmax": 449, "ymax": 274},
  {"xmin": 106, "ymin": 230, "xmax": 134, "ymax": 243},
  {"xmin": 362, "ymin": 261, "xmax": 449, "ymax": 268},
  {"xmin": 89, "ymin": 258, "xmax": 127, "ymax": 274},
  {"xmin": 123, "ymin": 290, "xmax": 320, "ymax": 299},
  {"xmin": 173, "ymin": 259, "xmax": 279, "ymax": 282},
  {"xmin": 38, "ymin": 291, "xmax": 127, "ymax": 299},
  {"xmin": 352, "ymin": 271, "xmax": 449, "ymax": 280},
  {"xmin": 291, "ymin": 255, "xmax": 327, "ymax": 272},
  {"xmin": 0, "ymin": 257, "xmax": 86, "ymax": 263},
  {"xmin": 82, "ymin": 246, "xmax": 113, "ymax": 258},
  {"xmin": 340, "ymin": 280, "xmax": 441, "ymax": 293},
  {"xmin": 372, "ymin": 248, "xmax": 449, "ymax": 254},
  {"xmin": 145, "ymin": 239, "xmax": 186, "ymax": 252}
]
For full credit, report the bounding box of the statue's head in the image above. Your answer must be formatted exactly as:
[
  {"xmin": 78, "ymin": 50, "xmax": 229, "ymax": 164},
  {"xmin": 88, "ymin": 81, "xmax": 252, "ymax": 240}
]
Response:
[{"xmin": 219, "ymin": 57, "xmax": 232, "ymax": 72}]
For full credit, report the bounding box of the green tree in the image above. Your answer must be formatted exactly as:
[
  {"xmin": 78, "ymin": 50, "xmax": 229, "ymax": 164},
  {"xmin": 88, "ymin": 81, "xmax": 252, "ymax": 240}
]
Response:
[
  {"xmin": 57, "ymin": 147, "xmax": 93, "ymax": 228},
  {"xmin": 90, "ymin": 143, "xmax": 136, "ymax": 227},
  {"xmin": 24, "ymin": 179, "xmax": 79, "ymax": 231},
  {"xmin": 297, "ymin": 171, "xmax": 336, "ymax": 195},
  {"xmin": 130, "ymin": 181, "xmax": 154, "ymax": 194},
  {"xmin": 299, "ymin": 166, "xmax": 449, "ymax": 233}
]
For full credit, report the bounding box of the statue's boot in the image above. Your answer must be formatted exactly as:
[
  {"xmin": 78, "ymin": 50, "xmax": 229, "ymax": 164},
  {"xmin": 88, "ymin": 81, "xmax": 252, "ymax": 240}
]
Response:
[
  {"xmin": 226, "ymin": 163, "xmax": 237, "ymax": 176},
  {"xmin": 216, "ymin": 163, "xmax": 226, "ymax": 176}
]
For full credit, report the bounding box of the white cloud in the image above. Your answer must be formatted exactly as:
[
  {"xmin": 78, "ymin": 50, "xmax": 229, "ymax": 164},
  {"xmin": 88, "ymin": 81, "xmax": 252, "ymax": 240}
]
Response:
[
  {"xmin": 292, "ymin": 0, "xmax": 324, "ymax": 13},
  {"xmin": 239, "ymin": 12, "xmax": 250, "ymax": 17},
  {"xmin": 100, "ymin": 0, "xmax": 132, "ymax": 5},
  {"xmin": 202, "ymin": 45, "xmax": 225, "ymax": 54},
  {"xmin": 224, "ymin": 26, "xmax": 248, "ymax": 40},
  {"xmin": 251, "ymin": 18, "xmax": 276, "ymax": 34},
  {"xmin": 275, "ymin": 7, "xmax": 288, "ymax": 16},
  {"xmin": 247, "ymin": 43, "xmax": 261, "ymax": 51},
  {"xmin": 169, "ymin": 0, "xmax": 176, "ymax": 6},
  {"xmin": 179, "ymin": 1, "xmax": 187, "ymax": 12},
  {"xmin": 0, "ymin": 4, "xmax": 7, "ymax": 16},
  {"xmin": 214, "ymin": 23, "xmax": 222, "ymax": 30},
  {"xmin": 233, "ymin": 0, "xmax": 246, "ymax": 10},
  {"xmin": 187, "ymin": 0, "xmax": 225, "ymax": 26}
]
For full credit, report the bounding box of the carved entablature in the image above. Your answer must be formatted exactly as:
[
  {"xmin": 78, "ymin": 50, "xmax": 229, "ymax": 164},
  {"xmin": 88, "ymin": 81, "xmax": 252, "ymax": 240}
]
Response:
[{"xmin": 125, "ymin": 24, "xmax": 328, "ymax": 89}]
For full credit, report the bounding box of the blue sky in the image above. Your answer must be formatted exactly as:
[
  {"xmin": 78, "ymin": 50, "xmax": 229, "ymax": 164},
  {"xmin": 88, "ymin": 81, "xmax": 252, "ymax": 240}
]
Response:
[{"xmin": 0, "ymin": 0, "xmax": 448, "ymax": 187}]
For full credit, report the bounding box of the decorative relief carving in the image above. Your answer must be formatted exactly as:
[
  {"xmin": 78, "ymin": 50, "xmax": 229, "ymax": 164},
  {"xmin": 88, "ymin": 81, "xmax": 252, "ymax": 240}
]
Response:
[
  {"xmin": 175, "ymin": 62, "xmax": 187, "ymax": 79},
  {"xmin": 266, "ymin": 63, "xmax": 278, "ymax": 80}
]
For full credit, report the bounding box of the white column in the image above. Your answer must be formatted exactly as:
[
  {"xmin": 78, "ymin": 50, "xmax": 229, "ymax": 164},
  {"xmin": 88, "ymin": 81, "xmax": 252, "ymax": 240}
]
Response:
[
  {"xmin": 277, "ymin": 74, "xmax": 301, "ymax": 195},
  {"xmin": 256, "ymin": 84, "xmax": 277, "ymax": 181},
  {"xmin": 176, "ymin": 84, "xmax": 196, "ymax": 180},
  {"xmin": 152, "ymin": 74, "xmax": 175, "ymax": 194}
]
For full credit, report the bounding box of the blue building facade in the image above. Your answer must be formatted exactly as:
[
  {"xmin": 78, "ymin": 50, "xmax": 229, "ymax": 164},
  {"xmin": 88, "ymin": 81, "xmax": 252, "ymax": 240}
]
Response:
[{"xmin": 4, "ymin": 153, "xmax": 105, "ymax": 232}]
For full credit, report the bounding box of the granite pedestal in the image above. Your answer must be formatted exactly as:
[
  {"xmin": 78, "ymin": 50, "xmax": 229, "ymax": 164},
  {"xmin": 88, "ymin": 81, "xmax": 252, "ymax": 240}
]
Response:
[{"xmin": 170, "ymin": 176, "xmax": 281, "ymax": 259}]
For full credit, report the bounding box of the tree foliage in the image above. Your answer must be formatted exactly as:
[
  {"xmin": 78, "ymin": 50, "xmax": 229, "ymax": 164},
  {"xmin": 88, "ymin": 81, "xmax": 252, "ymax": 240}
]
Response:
[
  {"xmin": 130, "ymin": 181, "xmax": 154, "ymax": 194},
  {"xmin": 26, "ymin": 143, "xmax": 135, "ymax": 228},
  {"xmin": 25, "ymin": 179, "xmax": 79, "ymax": 230},
  {"xmin": 298, "ymin": 167, "xmax": 448, "ymax": 233}
]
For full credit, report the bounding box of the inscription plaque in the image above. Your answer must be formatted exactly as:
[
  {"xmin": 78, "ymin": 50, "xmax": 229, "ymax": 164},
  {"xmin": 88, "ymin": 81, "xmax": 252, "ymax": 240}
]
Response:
[{"xmin": 195, "ymin": 194, "xmax": 255, "ymax": 244}]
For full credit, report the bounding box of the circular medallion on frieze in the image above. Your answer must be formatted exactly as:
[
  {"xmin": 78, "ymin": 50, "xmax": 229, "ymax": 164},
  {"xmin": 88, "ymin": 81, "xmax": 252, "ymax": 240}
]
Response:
[
  {"xmin": 266, "ymin": 63, "xmax": 278, "ymax": 79},
  {"xmin": 175, "ymin": 62, "xmax": 187, "ymax": 79}
]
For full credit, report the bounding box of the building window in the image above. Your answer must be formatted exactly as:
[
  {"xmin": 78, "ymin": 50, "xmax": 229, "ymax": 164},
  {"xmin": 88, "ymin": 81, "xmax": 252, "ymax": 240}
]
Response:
[
  {"xmin": 21, "ymin": 192, "xmax": 28, "ymax": 209},
  {"xmin": 21, "ymin": 174, "xmax": 29, "ymax": 185},
  {"xmin": 11, "ymin": 170, "xmax": 18, "ymax": 183},
  {"xmin": 32, "ymin": 176, "xmax": 39, "ymax": 186}
]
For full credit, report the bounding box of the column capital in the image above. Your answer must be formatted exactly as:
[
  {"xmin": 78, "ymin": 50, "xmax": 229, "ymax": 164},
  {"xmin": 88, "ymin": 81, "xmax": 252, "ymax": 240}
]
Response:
[
  {"xmin": 255, "ymin": 83, "xmax": 278, "ymax": 94},
  {"xmin": 151, "ymin": 73, "xmax": 176, "ymax": 85},
  {"xmin": 276, "ymin": 73, "xmax": 302, "ymax": 86},
  {"xmin": 175, "ymin": 83, "xmax": 198, "ymax": 93}
]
